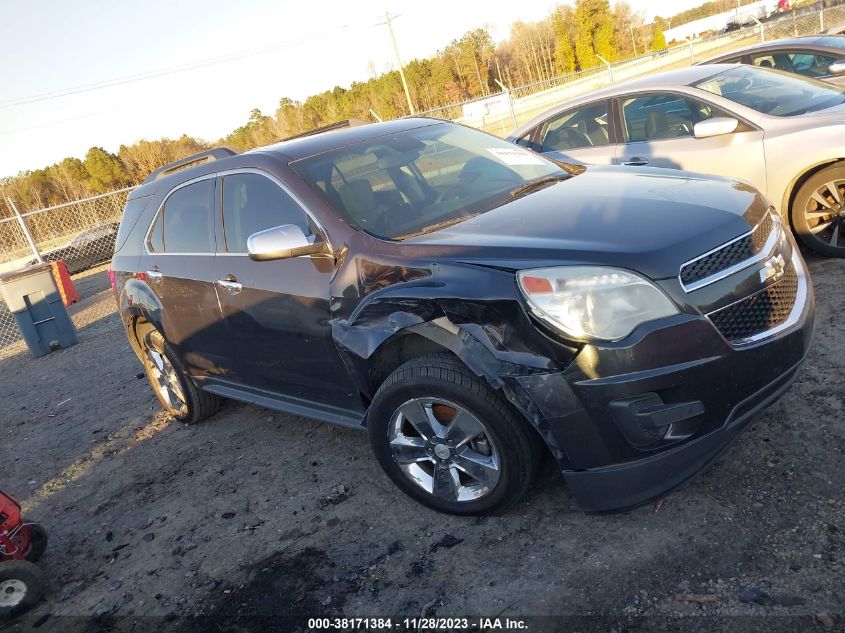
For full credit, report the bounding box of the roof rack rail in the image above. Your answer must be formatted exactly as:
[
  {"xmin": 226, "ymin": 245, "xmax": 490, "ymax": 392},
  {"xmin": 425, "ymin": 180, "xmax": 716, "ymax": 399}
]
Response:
[
  {"xmin": 278, "ymin": 118, "xmax": 369, "ymax": 143},
  {"xmin": 142, "ymin": 147, "xmax": 239, "ymax": 183}
]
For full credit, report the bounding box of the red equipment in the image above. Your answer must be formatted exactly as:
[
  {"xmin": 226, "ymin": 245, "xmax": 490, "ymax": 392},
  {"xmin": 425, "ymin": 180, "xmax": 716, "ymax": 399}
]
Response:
[
  {"xmin": 50, "ymin": 260, "xmax": 80, "ymax": 306},
  {"xmin": 0, "ymin": 490, "xmax": 47, "ymax": 617}
]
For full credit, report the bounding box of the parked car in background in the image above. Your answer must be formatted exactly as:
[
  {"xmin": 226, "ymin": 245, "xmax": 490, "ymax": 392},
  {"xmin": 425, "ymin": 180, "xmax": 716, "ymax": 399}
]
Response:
[
  {"xmin": 700, "ymin": 35, "xmax": 845, "ymax": 86},
  {"xmin": 27, "ymin": 222, "xmax": 119, "ymax": 274},
  {"xmin": 111, "ymin": 119, "xmax": 814, "ymax": 515},
  {"xmin": 509, "ymin": 64, "xmax": 845, "ymax": 257}
]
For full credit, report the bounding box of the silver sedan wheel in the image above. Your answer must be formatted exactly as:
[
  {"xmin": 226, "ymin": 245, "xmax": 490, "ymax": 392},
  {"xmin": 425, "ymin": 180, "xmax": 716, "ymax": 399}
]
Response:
[
  {"xmin": 805, "ymin": 179, "xmax": 845, "ymax": 249},
  {"xmin": 0, "ymin": 579, "xmax": 27, "ymax": 608},
  {"xmin": 146, "ymin": 348, "xmax": 188, "ymax": 415},
  {"xmin": 387, "ymin": 397, "xmax": 501, "ymax": 503}
]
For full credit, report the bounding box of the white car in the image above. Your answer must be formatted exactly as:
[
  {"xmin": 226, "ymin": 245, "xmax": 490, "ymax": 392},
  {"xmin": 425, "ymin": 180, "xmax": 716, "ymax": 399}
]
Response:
[{"xmin": 509, "ymin": 64, "xmax": 845, "ymax": 256}]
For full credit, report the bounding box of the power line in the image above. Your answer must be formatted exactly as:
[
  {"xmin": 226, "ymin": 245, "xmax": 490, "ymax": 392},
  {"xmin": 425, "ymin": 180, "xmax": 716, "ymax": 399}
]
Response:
[{"xmin": 0, "ymin": 26, "xmax": 355, "ymax": 110}]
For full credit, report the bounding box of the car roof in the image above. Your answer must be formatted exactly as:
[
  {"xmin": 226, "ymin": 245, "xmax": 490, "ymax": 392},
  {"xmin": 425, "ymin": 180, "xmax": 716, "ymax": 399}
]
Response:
[
  {"xmin": 128, "ymin": 117, "xmax": 447, "ymax": 199},
  {"xmin": 704, "ymin": 35, "xmax": 845, "ymax": 60},
  {"xmin": 510, "ymin": 64, "xmax": 741, "ymax": 137},
  {"xmin": 538, "ymin": 63, "xmax": 735, "ymax": 105},
  {"xmin": 252, "ymin": 117, "xmax": 444, "ymax": 162}
]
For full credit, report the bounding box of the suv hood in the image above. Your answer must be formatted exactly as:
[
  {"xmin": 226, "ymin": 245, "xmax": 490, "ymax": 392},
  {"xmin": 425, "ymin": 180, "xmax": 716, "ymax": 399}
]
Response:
[{"xmin": 403, "ymin": 166, "xmax": 767, "ymax": 280}]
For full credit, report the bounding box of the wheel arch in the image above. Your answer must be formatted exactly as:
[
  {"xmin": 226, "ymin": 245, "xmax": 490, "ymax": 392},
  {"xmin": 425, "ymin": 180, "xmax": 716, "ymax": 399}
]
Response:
[
  {"xmin": 782, "ymin": 158, "xmax": 845, "ymax": 227},
  {"xmin": 354, "ymin": 316, "xmax": 564, "ymax": 464}
]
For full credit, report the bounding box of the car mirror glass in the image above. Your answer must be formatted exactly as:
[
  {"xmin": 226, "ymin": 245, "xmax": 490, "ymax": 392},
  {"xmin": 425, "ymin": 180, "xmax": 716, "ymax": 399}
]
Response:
[
  {"xmin": 693, "ymin": 117, "xmax": 739, "ymax": 139},
  {"xmin": 246, "ymin": 224, "xmax": 325, "ymax": 261}
]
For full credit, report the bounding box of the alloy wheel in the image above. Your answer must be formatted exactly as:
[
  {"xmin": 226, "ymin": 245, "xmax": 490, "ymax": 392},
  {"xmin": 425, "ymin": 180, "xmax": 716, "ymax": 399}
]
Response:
[
  {"xmin": 804, "ymin": 179, "xmax": 845, "ymax": 249},
  {"xmin": 146, "ymin": 348, "xmax": 188, "ymax": 415},
  {"xmin": 387, "ymin": 397, "xmax": 501, "ymax": 503}
]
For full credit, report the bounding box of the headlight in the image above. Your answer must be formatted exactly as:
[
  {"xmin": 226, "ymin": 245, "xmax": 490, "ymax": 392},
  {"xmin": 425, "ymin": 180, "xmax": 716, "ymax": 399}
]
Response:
[{"xmin": 517, "ymin": 266, "xmax": 679, "ymax": 342}]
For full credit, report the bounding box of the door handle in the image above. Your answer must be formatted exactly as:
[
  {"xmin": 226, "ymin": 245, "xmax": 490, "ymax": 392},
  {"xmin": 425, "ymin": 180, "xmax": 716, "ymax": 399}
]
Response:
[
  {"xmin": 216, "ymin": 277, "xmax": 243, "ymax": 295},
  {"xmin": 621, "ymin": 157, "xmax": 649, "ymax": 166}
]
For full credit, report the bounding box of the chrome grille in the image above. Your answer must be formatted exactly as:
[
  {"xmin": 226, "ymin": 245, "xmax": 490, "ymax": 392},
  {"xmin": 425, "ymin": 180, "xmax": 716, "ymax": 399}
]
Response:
[{"xmin": 680, "ymin": 214, "xmax": 775, "ymax": 288}]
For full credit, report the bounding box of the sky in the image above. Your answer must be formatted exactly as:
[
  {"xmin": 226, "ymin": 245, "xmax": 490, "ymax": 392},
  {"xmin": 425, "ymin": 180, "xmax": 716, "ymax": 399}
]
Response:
[{"xmin": 0, "ymin": 0, "xmax": 704, "ymax": 178}]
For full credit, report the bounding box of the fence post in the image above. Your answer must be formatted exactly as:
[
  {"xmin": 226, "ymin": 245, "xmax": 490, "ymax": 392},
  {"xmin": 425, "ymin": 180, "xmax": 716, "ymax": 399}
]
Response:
[
  {"xmin": 820, "ymin": 9, "xmax": 825, "ymax": 33},
  {"xmin": 689, "ymin": 39, "xmax": 695, "ymax": 63},
  {"xmin": 596, "ymin": 54, "xmax": 614, "ymax": 85},
  {"xmin": 494, "ymin": 78, "xmax": 518, "ymax": 131},
  {"xmin": 6, "ymin": 197, "xmax": 42, "ymax": 264}
]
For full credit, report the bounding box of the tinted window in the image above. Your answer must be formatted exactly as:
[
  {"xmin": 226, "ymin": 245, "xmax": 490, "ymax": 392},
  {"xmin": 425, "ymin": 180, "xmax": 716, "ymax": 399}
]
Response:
[
  {"xmin": 115, "ymin": 196, "xmax": 151, "ymax": 252},
  {"xmin": 695, "ymin": 65, "xmax": 845, "ymax": 116},
  {"xmin": 752, "ymin": 51, "xmax": 838, "ymax": 76},
  {"xmin": 150, "ymin": 179, "xmax": 214, "ymax": 253},
  {"xmin": 540, "ymin": 102, "xmax": 610, "ymax": 152},
  {"xmin": 221, "ymin": 173, "xmax": 309, "ymax": 252},
  {"xmin": 622, "ymin": 94, "xmax": 727, "ymax": 142},
  {"xmin": 292, "ymin": 123, "xmax": 565, "ymax": 240}
]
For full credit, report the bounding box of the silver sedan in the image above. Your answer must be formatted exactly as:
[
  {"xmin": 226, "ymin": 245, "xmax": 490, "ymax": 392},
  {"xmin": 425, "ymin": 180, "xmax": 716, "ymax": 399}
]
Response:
[{"xmin": 509, "ymin": 64, "xmax": 845, "ymax": 256}]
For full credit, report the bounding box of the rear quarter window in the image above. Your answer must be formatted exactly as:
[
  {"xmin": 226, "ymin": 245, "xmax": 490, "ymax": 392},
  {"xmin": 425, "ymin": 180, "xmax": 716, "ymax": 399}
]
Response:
[{"xmin": 114, "ymin": 195, "xmax": 152, "ymax": 253}]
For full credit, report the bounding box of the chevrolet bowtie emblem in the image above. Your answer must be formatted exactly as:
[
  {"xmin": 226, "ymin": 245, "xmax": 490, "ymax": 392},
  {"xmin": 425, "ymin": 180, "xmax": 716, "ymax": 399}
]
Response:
[{"xmin": 759, "ymin": 254, "xmax": 786, "ymax": 284}]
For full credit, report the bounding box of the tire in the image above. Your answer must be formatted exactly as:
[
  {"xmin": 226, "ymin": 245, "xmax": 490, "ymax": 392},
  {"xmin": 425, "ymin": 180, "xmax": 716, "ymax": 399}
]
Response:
[
  {"xmin": 0, "ymin": 560, "xmax": 43, "ymax": 618},
  {"xmin": 141, "ymin": 330, "xmax": 218, "ymax": 424},
  {"xmin": 22, "ymin": 522, "xmax": 47, "ymax": 563},
  {"xmin": 367, "ymin": 354, "xmax": 540, "ymax": 515},
  {"xmin": 790, "ymin": 163, "xmax": 845, "ymax": 257}
]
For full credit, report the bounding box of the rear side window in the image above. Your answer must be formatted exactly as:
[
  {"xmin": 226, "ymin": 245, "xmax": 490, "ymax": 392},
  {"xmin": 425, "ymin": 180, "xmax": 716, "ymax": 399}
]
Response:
[
  {"xmin": 221, "ymin": 173, "xmax": 310, "ymax": 253},
  {"xmin": 148, "ymin": 179, "xmax": 215, "ymax": 253},
  {"xmin": 540, "ymin": 101, "xmax": 610, "ymax": 152},
  {"xmin": 114, "ymin": 195, "xmax": 152, "ymax": 252}
]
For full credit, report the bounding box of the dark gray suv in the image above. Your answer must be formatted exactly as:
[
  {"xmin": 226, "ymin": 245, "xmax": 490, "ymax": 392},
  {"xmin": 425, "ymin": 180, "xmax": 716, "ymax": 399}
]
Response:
[{"xmin": 111, "ymin": 119, "xmax": 814, "ymax": 515}]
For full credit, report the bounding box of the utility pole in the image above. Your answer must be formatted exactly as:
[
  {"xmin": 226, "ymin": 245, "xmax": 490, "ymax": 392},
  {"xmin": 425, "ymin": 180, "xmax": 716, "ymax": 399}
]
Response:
[
  {"xmin": 629, "ymin": 24, "xmax": 638, "ymax": 57},
  {"xmin": 380, "ymin": 12, "xmax": 415, "ymax": 115}
]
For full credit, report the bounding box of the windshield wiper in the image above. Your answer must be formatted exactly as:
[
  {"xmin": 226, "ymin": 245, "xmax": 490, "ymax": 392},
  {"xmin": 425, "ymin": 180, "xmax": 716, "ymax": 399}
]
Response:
[
  {"xmin": 395, "ymin": 213, "xmax": 480, "ymax": 240},
  {"xmin": 509, "ymin": 173, "xmax": 571, "ymax": 198}
]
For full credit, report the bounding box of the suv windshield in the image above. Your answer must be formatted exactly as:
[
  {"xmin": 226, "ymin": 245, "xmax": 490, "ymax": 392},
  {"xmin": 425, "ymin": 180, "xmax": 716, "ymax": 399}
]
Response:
[
  {"xmin": 694, "ymin": 66, "xmax": 845, "ymax": 116},
  {"xmin": 292, "ymin": 123, "xmax": 566, "ymax": 240}
]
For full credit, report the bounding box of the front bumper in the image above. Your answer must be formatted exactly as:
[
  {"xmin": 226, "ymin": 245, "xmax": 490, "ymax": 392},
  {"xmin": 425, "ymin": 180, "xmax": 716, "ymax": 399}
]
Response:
[{"xmin": 506, "ymin": 250, "xmax": 815, "ymax": 513}]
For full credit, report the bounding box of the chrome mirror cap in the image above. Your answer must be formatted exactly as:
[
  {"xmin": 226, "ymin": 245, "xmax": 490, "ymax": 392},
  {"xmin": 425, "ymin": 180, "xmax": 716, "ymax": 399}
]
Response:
[{"xmin": 247, "ymin": 224, "xmax": 323, "ymax": 261}]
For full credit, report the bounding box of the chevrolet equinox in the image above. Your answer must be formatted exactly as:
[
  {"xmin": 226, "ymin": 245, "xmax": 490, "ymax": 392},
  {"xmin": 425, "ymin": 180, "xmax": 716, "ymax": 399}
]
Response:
[{"xmin": 111, "ymin": 119, "xmax": 815, "ymax": 515}]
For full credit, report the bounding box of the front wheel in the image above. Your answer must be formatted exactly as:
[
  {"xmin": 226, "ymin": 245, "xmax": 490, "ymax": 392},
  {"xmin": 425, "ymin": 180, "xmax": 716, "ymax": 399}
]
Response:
[
  {"xmin": 367, "ymin": 354, "xmax": 540, "ymax": 515},
  {"xmin": 790, "ymin": 164, "xmax": 845, "ymax": 257},
  {"xmin": 0, "ymin": 560, "xmax": 43, "ymax": 618},
  {"xmin": 141, "ymin": 330, "xmax": 218, "ymax": 424}
]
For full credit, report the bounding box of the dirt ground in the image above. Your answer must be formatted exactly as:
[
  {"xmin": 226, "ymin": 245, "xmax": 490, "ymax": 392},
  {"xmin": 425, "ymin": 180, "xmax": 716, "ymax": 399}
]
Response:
[{"xmin": 0, "ymin": 256, "xmax": 842, "ymax": 633}]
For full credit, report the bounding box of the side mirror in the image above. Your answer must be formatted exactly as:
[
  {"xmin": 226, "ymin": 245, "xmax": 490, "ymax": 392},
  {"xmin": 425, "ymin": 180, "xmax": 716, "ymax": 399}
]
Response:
[
  {"xmin": 829, "ymin": 60, "xmax": 845, "ymax": 74},
  {"xmin": 693, "ymin": 117, "xmax": 739, "ymax": 139},
  {"xmin": 247, "ymin": 224, "xmax": 325, "ymax": 261}
]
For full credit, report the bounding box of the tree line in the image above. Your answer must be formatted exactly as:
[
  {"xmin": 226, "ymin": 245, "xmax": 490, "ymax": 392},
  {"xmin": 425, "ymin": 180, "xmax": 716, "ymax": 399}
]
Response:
[{"xmin": 2, "ymin": 0, "xmax": 671, "ymax": 214}]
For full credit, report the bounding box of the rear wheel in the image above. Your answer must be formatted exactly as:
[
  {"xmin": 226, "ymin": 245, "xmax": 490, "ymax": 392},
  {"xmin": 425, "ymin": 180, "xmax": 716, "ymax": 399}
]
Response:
[
  {"xmin": 22, "ymin": 522, "xmax": 47, "ymax": 563},
  {"xmin": 141, "ymin": 330, "xmax": 218, "ymax": 424},
  {"xmin": 367, "ymin": 354, "xmax": 540, "ymax": 515},
  {"xmin": 0, "ymin": 560, "xmax": 42, "ymax": 618},
  {"xmin": 791, "ymin": 164, "xmax": 845, "ymax": 257}
]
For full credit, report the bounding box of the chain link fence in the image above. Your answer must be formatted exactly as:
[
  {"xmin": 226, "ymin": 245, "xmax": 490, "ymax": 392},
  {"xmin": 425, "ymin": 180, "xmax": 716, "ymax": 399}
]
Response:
[
  {"xmin": 0, "ymin": 187, "xmax": 134, "ymax": 349},
  {"xmin": 415, "ymin": 2, "xmax": 845, "ymax": 136}
]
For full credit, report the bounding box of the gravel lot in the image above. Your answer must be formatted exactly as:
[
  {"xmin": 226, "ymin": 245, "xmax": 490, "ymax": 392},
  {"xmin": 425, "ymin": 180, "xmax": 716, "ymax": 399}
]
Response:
[{"xmin": 0, "ymin": 257, "xmax": 842, "ymax": 632}]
